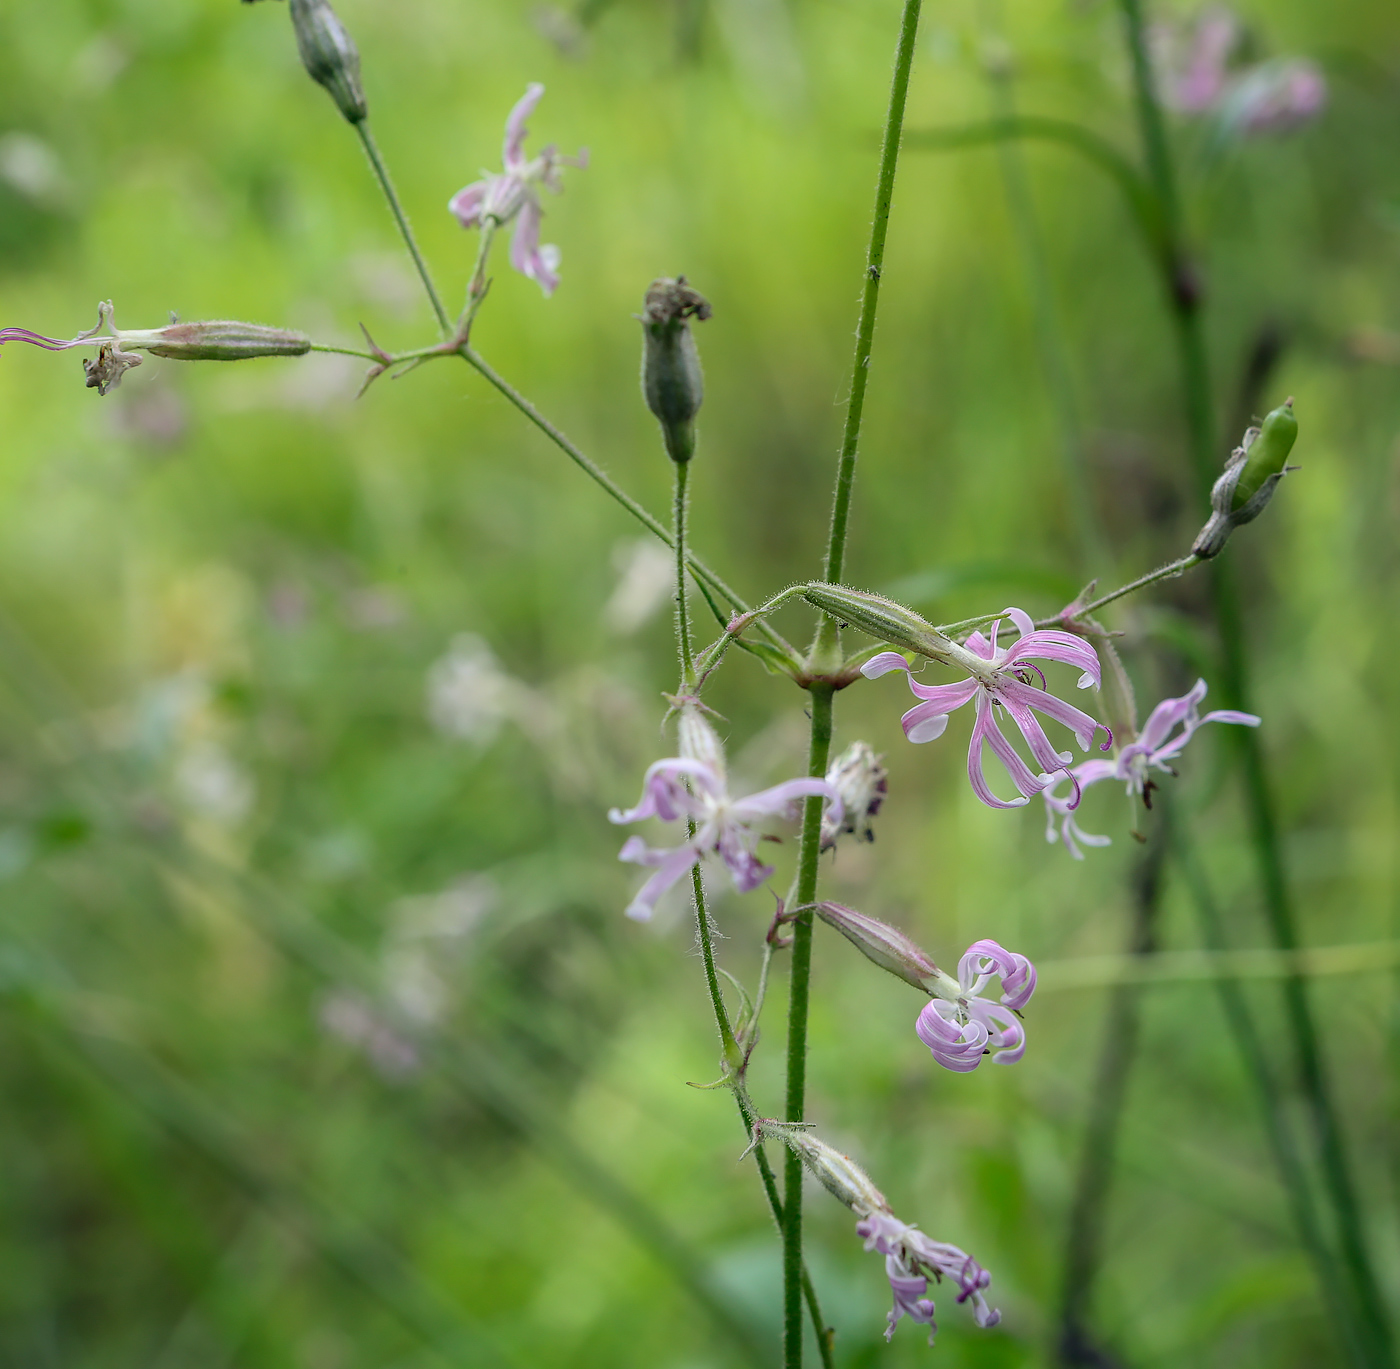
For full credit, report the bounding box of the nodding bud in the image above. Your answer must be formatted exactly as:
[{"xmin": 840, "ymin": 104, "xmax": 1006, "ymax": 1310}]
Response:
[
  {"xmin": 640, "ymin": 277, "xmax": 710, "ymax": 463},
  {"xmin": 749, "ymin": 1119, "xmax": 891, "ymax": 1217},
  {"xmin": 800, "ymin": 583, "xmax": 960, "ymax": 664},
  {"xmin": 821, "ymin": 742, "xmax": 888, "ymax": 850},
  {"xmin": 289, "ymin": 0, "xmax": 368, "ymax": 124},
  {"xmin": 1192, "ymin": 398, "xmax": 1299, "ymax": 558},
  {"xmin": 811, "ymin": 901, "xmax": 948, "ymax": 994}
]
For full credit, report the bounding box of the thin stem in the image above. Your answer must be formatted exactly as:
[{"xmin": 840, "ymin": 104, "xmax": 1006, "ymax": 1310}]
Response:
[
  {"xmin": 354, "ymin": 122, "xmax": 452, "ymax": 335},
  {"xmin": 458, "ymin": 220, "xmax": 501, "ymax": 338},
  {"xmin": 1057, "ymin": 555, "xmax": 1198, "ymax": 623},
  {"xmin": 457, "ymin": 345, "xmax": 800, "ymax": 661},
  {"xmin": 1172, "ymin": 823, "xmax": 1366, "ymax": 1367},
  {"xmin": 783, "ymin": 684, "xmax": 836, "ymax": 1369},
  {"xmin": 821, "ymin": 0, "xmax": 924, "ymax": 596},
  {"xmin": 675, "ymin": 460, "xmax": 696, "ymax": 689},
  {"xmin": 1114, "ymin": 0, "xmax": 1392, "ymax": 1358}
]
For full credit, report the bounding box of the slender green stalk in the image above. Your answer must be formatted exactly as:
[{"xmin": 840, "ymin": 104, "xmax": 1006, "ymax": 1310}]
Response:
[
  {"xmin": 354, "ymin": 122, "xmax": 452, "ymax": 335},
  {"xmin": 1113, "ymin": 1, "xmax": 1392, "ymax": 1359},
  {"xmin": 1172, "ymin": 824, "xmax": 1365, "ymax": 1366},
  {"xmin": 675, "ymin": 460, "xmax": 697, "ymax": 689},
  {"xmin": 1053, "ymin": 555, "xmax": 1197, "ymax": 622},
  {"xmin": 784, "ymin": 7, "xmax": 923, "ymax": 1363}
]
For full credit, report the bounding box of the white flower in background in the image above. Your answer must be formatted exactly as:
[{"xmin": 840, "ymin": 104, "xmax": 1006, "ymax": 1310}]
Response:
[
  {"xmin": 604, "ymin": 538, "xmax": 675, "ymax": 634},
  {"xmin": 426, "ymin": 633, "xmax": 515, "ymax": 743},
  {"xmin": 319, "ymin": 993, "xmax": 421, "ymax": 1081},
  {"xmin": 173, "ymin": 741, "xmax": 255, "ymax": 826}
]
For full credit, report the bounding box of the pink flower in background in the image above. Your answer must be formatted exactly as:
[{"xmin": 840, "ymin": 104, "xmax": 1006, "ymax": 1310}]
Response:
[
  {"xmin": 856, "ymin": 1210, "xmax": 1000, "ymax": 1343},
  {"xmin": 1225, "ymin": 59, "xmax": 1328, "ymax": 135},
  {"xmin": 916, "ymin": 939, "xmax": 1036, "ymax": 1072},
  {"xmin": 1042, "ymin": 679, "xmax": 1261, "ymax": 857},
  {"xmin": 447, "ymin": 83, "xmax": 586, "ymax": 296},
  {"xmin": 862, "ymin": 608, "xmax": 1110, "ymax": 810},
  {"xmin": 608, "ymin": 703, "xmax": 841, "ymax": 921},
  {"xmin": 1164, "ymin": 7, "xmax": 1239, "ymax": 111}
]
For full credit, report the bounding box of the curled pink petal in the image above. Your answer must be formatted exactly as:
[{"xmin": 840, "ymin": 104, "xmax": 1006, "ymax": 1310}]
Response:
[{"xmin": 503, "ymin": 83, "xmax": 545, "ymax": 169}]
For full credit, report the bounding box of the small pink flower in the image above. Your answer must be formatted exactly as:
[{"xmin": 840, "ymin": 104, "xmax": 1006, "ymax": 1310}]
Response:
[
  {"xmin": 1043, "ymin": 679, "xmax": 1260, "ymax": 857},
  {"xmin": 856, "ymin": 1209, "xmax": 1000, "ymax": 1342},
  {"xmin": 915, "ymin": 939, "xmax": 1036, "ymax": 1072},
  {"xmin": 447, "ymin": 83, "xmax": 585, "ymax": 296},
  {"xmin": 608, "ymin": 704, "xmax": 841, "ymax": 921},
  {"xmin": 1224, "ymin": 59, "xmax": 1328, "ymax": 136},
  {"xmin": 862, "ymin": 607, "xmax": 1110, "ymax": 810},
  {"xmin": 1159, "ymin": 8, "xmax": 1240, "ymax": 112}
]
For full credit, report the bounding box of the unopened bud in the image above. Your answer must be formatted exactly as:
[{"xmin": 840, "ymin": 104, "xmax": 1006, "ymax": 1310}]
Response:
[
  {"xmin": 289, "ymin": 0, "xmax": 368, "ymax": 124},
  {"xmin": 749, "ymin": 1119, "xmax": 890, "ymax": 1217},
  {"xmin": 811, "ymin": 901, "xmax": 949, "ymax": 994},
  {"xmin": 820, "ymin": 742, "xmax": 888, "ymax": 850},
  {"xmin": 1192, "ymin": 398, "xmax": 1298, "ymax": 558},
  {"xmin": 640, "ymin": 277, "xmax": 710, "ymax": 463},
  {"xmin": 801, "ymin": 583, "xmax": 962, "ymax": 665}
]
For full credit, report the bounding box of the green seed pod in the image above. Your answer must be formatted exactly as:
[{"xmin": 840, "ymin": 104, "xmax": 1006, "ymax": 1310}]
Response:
[
  {"xmin": 137, "ymin": 321, "xmax": 312, "ymax": 361},
  {"xmin": 640, "ymin": 277, "xmax": 710, "ymax": 463},
  {"xmin": 289, "ymin": 0, "xmax": 368, "ymax": 125},
  {"xmin": 800, "ymin": 583, "xmax": 957, "ymax": 663},
  {"xmin": 1232, "ymin": 399, "xmax": 1298, "ymax": 511},
  {"xmin": 1192, "ymin": 397, "xmax": 1299, "ymax": 559}
]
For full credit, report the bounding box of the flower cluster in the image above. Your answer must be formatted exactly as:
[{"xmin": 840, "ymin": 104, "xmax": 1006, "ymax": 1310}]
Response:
[
  {"xmin": 608, "ymin": 702, "xmax": 841, "ymax": 920},
  {"xmin": 1043, "ymin": 679, "xmax": 1260, "ymax": 857},
  {"xmin": 863, "ymin": 607, "xmax": 1110, "ymax": 810},
  {"xmin": 448, "ymin": 83, "xmax": 586, "ymax": 296}
]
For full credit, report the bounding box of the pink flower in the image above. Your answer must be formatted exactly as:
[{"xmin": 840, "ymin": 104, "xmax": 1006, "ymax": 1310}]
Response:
[
  {"xmin": 856, "ymin": 1210, "xmax": 1000, "ymax": 1342},
  {"xmin": 1159, "ymin": 8, "xmax": 1240, "ymax": 112},
  {"xmin": 862, "ymin": 607, "xmax": 1110, "ymax": 810},
  {"xmin": 608, "ymin": 704, "xmax": 841, "ymax": 921},
  {"xmin": 447, "ymin": 83, "xmax": 585, "ymax": 296},
  {"xmin": 1224, "ymin": 59, "xmax": 1328, "ymax": 136},
  {"xmin": 915, "ymin": 939, "xmax": 1036, "ymax": 1072},
  {"xmin": 1042, "ymin": 679, "xmax": 1260, "ymax": 857}
]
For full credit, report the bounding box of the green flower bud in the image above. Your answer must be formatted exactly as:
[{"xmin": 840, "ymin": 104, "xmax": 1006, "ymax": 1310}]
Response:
[
  {"xmin": 800, "ymin": 583, "xmax": 963, "ymax": 666},
  {"xmin": 289, "ymin": 0, "xmax": 368, "ymax": 125},
  {"xmin": 131, "ymin": 321, "xmax": 312, "ymax": 361},
  {"xmin": 1192, "ymin": 398, "xmax": 1299, "ymax": 559},
  {"xmin": 640, "ymin": 277, "xmax": 710, "ymax": 463}
]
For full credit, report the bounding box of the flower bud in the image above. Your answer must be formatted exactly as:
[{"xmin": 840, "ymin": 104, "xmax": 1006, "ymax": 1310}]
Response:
[
  {"xmin": 640, "ymin": 277, "xmax": 710, "ymax": 463},
  {"xmin": 1192, "ymin": 398, "xmax": 1298, "ymax": 558},
  {"xmin": 289, "ymin": 0, "xmax": 368, "ymax": 125},
  {"xmin": 800, "ymin": 583, "xmax": 957, "ymax": 663},
  {"xmin": 820, "ymin": 742, "xmax": 888, "ymax": 850},
  {"xmin": 750, "ymin": 1119, "xmax": 890, "ymax": 1216},
  {"xmin": 128, "ymin": 321, "xmax": 312, "ymax": 361},
  {"xmin": 811, "ymin": 901, "xmax": 948, "ymax": 994}
]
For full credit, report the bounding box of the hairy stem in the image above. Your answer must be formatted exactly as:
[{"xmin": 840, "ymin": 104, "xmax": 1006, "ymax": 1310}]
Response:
[
  {"xmin": 354, "ymin": 122, "xmax": 452, "ymax": 336},
  {"xmin": 675, "ymin": 460, "xmax": 696, "ymax": 689},
  {"xmin": 1114, "ymin": 0, "xmax": 1392, "ymax": 1359}
]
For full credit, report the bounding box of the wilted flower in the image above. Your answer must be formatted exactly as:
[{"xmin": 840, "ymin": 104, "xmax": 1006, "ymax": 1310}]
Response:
[
  {"xmin": 862, "ymin": 608, "xmax": 1110, "ymax": 810},
  {"xmin": 915, "ymin": 939, "xmax": 1036, "ymax": 1071},
  {"xmin": 820, "ymin": 740, "xmax": 888, "ymax": 850},
  {"xmin": 608, "ymin": 702, "xmax": 841, "ymax": 921},
  {"xmin": 448, "ymin": 83, "xmax": 586, "ymax": 296},
  {"xmin": 749, "ymin": 1119, "xmax": 1000, "ymax": 1343},
  {"xmin": 1042, "ymin": 679, "xmax": 1261, "ymax": 857}
]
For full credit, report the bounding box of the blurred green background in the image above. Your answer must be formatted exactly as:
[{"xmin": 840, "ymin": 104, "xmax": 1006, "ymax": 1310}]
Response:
[{"xmin": 0, "ymin": 0, "xmax": 1397, "ymax": 1366}]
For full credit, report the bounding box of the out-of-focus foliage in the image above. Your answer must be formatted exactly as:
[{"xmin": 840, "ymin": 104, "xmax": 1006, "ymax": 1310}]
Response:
[{"xmin": 0, "ymin": 1, "xmax": 1397, "ymax": 1366}]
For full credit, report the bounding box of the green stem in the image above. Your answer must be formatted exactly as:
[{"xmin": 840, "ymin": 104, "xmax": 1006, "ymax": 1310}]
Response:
[
  {"xmin": 821, "ymin": 0, "xmax": 924, "ymax": 595},
  {"xmin": 457, "ymin": 345, "xmax": 800, "ymax": 661},
  {"xmin": 1172, "ymin": 824, "xmax": 1367, "ymax": 1367},
  {"xmin": 675, "ymin": 460, "xmax": 697, "ymax": 689},
  {"xmin": 783, "ymin": 685, "xmax": 836, "ymax": 1369},
  {"xmin": 354, "ymin": 122, "xmax": 452, "ymax": 336},
  {"xmin": 1114, "ymin": 0, "xmax": 1393, "ymax": 1359}
]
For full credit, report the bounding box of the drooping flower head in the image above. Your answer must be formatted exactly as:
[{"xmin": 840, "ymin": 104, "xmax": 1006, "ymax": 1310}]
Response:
[
  {"xmin": 820, "ymin": 740, "xmax": 888, "ymax": 850},
  {"xmin": 447, "ymin": 83, "xmax": 586, "ymax": 296},
  {"xmin": 915, "ymin": 939, "xmax": 1036, "ymax": 1072},
  {"xmin": 1042, "ymin": 679, "xmax": 1261, "ymax": 857},
  {"xmin": 608, "ymin": 702, "xmax": 841, "ymax": 921},
  {"xmin": 747, "ymin": 1119, "xmax": 1000, "ymax": 1344},
  {"xmin": 862, "ymin": 607, "xmax": 1110, "ymax": 810}
]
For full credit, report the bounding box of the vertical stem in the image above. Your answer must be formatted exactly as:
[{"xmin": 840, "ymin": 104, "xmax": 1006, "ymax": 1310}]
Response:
[
  {"xmin": 783, "ymin": 684, "xmax": 835, "ymax": 1369},
  {"xmin": 675, "ymin": 460, "xmax": 697, "ymax": 689},
  {"xmin": 1057, "ymin": 829, "xmax": 1165, "ymax": 1365},
  {"xmin": 784, "ymin": 6, "xmax": 922, "ymax": 1363},
  {"xmin": 354, "ymin": 122, "xmax": 453, "ymax": 336},
  {"xmin": 821, "ymin": 0, "xmax": 925, "ymax": 594},
  {"xmin": 1113, "ymin": 1, "xmax": 1392, "ymax": 1359}
]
